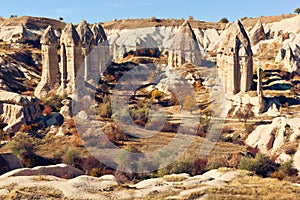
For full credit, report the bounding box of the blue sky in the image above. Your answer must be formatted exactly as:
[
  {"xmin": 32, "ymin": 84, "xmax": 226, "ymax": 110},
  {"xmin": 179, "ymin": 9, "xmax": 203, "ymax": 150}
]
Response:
[{"xmin": 0, "ymin": 0, "xmax": 298, "ymax": 23}]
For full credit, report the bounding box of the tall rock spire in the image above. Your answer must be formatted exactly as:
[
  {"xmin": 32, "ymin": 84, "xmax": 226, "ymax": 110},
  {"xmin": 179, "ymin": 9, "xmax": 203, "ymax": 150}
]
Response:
[
  {"xmin": 76, "ymin": 19, "xmax": 94, "ymax": 47},
  {"xmin": 165, "ymin": 20, "xmax": 201, "ymax": 67},
  {"xmin": 34, "ymin": 25, "xmax": 59, "ymax": 98},
  {"xmin": 58, "ymin": 23, "xmax": 83, "ymax": 95},
  {"xmin": 217, "ymin": 20, "xmax": 253, "ymax": 95}
]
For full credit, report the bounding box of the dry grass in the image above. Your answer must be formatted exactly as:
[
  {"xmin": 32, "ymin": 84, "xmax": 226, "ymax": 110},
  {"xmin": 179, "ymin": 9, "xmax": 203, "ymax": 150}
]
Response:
[
  {"xmin": 241, "ymin": 14, "xmax": 296, "ymax": 27},
  {"xmin": 3, "ymin": 186, "xmax": 66, "ymax": 200},
  {"xmin": 103, "ymin": 18, "xmax": 226, "ymax": 31},
  {"xmin": 1, "ymin": 16, "xmax": 66, "ymax": 30}
]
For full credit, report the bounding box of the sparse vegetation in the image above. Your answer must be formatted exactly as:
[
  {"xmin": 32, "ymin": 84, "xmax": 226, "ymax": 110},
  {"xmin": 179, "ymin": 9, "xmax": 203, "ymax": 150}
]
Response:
[
  {"xmin": 294, "ymin": 8, "xmax": 300, "ymax": 14},
  {"xmin": 219, "ymin": 17, "xmax": 229, "ymax": 23},
  {"xmin": 238, "ymin": 152, "xmax": 278, "ymax": 177},
  {"xmin": 183, "ymin": 95, "xmax": 197, "ymax": 114}
]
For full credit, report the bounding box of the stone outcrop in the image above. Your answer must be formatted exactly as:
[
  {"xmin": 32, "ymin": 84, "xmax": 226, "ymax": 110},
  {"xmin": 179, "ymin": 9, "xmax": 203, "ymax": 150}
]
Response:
[
  {"xmin": 0, "ymin": 169, "xmax": 282, "ymax": 200},
  {"xmin": 249, "ymin": 20, "xmax": 266, "ymax": 46},
  {"xmin": 165, "ymin": 20, "xmax": 201, "ymax": 67},
  {"xmin": 275, "ymin": 45, "xmax": 300, "ymax": 72},
  {"xmin": 0, "ymin": 24, "xmax": 39, "ymax": 43},
  {"xmin": 246, "ymin": 117, "xmax": 300, "ymax": 171},
  {"xmin": 0, "ymin": 91, "xmax": 42, "ymax": 132},
  {"xmin": 216, "ymin": 20, "xmax": 253, "ymax": 95},
  {"xmin": 59, "ymin": 99, "xmax": 72, "ymax": 119},
  {"xmin": 0, "ymin": 164, "xmax": 84, "ymax": 179},
  {"xmin": 34, "ymin": 26, "xmax": 59, "ymax": 98}
]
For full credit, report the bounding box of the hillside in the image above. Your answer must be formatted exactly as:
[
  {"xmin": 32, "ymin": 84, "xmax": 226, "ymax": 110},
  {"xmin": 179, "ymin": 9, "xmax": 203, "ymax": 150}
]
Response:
[{"xmin": 0, "ymin": 16, "xmax": 66, "ymax": 30}]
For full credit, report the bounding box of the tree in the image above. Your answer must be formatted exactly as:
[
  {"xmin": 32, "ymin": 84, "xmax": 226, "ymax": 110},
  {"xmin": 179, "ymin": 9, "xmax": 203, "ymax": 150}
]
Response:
[
  {"xmin": 183, "ymin": 95, "xmax": 197, "ymax": 114},
  {"xmin": 294, "ymin": 8, "xmax": 300, "ymax": 14},
  {"xmin": 219, "ymin": 17, "xmax": 229, "ymax": 23},
  {"xmin": 188, "ymin": 16, "xmax": 194, "ymax": 21},
  {"xmin": 235, "ymin": 103, "xmax": 254, "ymax": 126}
]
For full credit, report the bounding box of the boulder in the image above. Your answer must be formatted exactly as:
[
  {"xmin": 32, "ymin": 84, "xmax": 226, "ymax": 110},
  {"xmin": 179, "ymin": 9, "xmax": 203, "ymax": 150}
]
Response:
[
  {"xmin": 44, "ymin": 113, "xmax": 64, "ymax": 127},
  {"xmin": 59, "ymin": 99, "xmax": 72, "ymax": 119},
  {"xmin": 0, "ymin": 91, "xmax": 42, "ymax": 132}
]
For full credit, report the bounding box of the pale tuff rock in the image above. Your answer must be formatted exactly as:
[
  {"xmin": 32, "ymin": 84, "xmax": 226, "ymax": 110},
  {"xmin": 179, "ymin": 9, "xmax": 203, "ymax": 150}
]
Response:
[
  {"xmin": 216, "ymin": 20, "xmax": 253, "ymax": 95},
  {"xmin": 90, "ymin": 23, "xmax": 110, "ymax": 80},
  {"xmin": 76, "ymin": 20, "xmax": 94, "ymax": 81},
  {"xmin": 58, "ymin": 23, "xmax": 83, "ymax": 95},
  {"xmin": 265, "ymin": 14, "xmax": 300, "ymax": 36},
  {"xmin": 165, "ymin": 20, "xmax": 201, "ymax": 67},
  {"xmin": 265, "ymin": 103, "xmax": 280, "ymax": 116},
  {"xmin": 34, "ymin": 26, "xmax": 60, "ymax": 99},
  {"xmin": 246, "ymin": 117, "xmax": 300, "ymax": 171},
  {"xmin": 36, "ymin": 20, "xmax": 110, "ymax": 97},
  {"xmin": 0, "ymin": 24, "xmax": 39, "ymax": 43},
  {"xmin": 76, "ymin": 20, "xmax": 94, "ymax": 48},
  {"xmin": 275, "ymin": 45, "xmax": 300, "ymax": 72},
  {"xmin": 59, "ymin": 99, "xmax": 72, "ymax": 119},
  {"xmin": 246, "ymin": 117, "xmax": 286, "ymax": 154},
  {"xmin": 257, "ymin": 67, "xmax": 265, "ymax": 113},
  {"xmin": 249, "ymin": 20, "xmax": 266, "ymax": 46},
  {"xmin": 294, "ymin": 148, "xmax": 300, "ymax": 172},
  {"xmin": 0, "ymin": 91, "xmax": 42, "ymax": 132},
  {"xmin": 193, "ymin": 28, "xmax": 220, "ymax": 51},
  {"xmin": 0, "ymin": 164, "xmax": 84, "ymax": 179},
  {"xmin": 91, "ymin": 23, "xmax": 107, "ymax": 45}
]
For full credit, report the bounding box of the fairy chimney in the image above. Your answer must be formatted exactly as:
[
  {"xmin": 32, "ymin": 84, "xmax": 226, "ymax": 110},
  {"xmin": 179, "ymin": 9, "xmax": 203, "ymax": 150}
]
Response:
[
  {"xmin": 58, "ymin": 23, "xmax": 83, "ymax": 95},
  {"xmin": 34, "ymin": 26, "xmax": 59, "ymax": 98}
]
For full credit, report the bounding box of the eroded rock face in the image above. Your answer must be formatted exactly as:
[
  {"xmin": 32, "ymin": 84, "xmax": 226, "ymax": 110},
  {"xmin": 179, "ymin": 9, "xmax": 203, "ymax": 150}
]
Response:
[
  {"xmin": 0, "ymin": 24, "xmax": 39, "ymax": 43},
  {"xmin": 246, "ymin": 117, "xmax": 300, "ymax": 171},
  {"xmin": 165, "ymin": 20, "xmax": 201, "ymax": 67},
  {"xmin": 249, "ymin": 20, "xmax": 266, "ymax": 46},
  {"xmin": 0, "ymin": 91, "xmax": 42, "ymax": 132},
  {"xmin": 216, "ymin": 20, "xmax": 253, "ymax": 95},
  {"xmin": 275, "ymin": 45, "xmax": 300, "ymax": 72}
]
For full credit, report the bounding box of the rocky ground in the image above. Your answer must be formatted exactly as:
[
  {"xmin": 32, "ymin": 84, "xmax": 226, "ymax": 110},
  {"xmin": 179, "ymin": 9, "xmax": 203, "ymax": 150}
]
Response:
[{"xmin": 0, "ymin": 166, "xmax": 299, "ymax": 200}]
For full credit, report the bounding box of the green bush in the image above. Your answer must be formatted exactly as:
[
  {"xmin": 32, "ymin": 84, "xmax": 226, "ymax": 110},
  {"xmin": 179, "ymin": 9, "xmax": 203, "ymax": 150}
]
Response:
[
  {"xmin": 238, "ymin": 152, "xmax": 278, "ymax": 177},
  {"xmin": 7, "ymin": 132, "xmax": 34, "ymax": 157},
  {"xmin": 157, "ymin": 156, "xmax": 194, "ymax": 177},
  {"xmin": 62, "ymin": 147, "xmax": 80, "ymax": 167},
  {"xmin": 151, "ymin": 90, "xmax": 164, "ymax": 101},
  {"xmin": 42, "ymin": 95, "xmax": 67, "ymax": 112},
  {"xmin": 97, "ymin": 95, "xmax": 112, "ymax": 118},
  {"xmin": 183, "ymin": 95, "xmax": 197, "ymax": 114},
  {"xmin": 279, "ymin": 160, "xmax": 298, "ymax": 177},
  {"xmin": 206, "ymin": 158, "xmax": 227, "ymax": 171},
  {"xmin": 219, "ymin": 17, "xmax": 229, "ymax": 23}
]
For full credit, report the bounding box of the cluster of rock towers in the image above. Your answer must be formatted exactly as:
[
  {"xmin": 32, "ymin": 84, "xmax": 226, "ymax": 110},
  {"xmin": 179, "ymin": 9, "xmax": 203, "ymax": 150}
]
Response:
[{"xmin": 34, "ymin": 20, "xmax": 109, "ymax": 98}]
